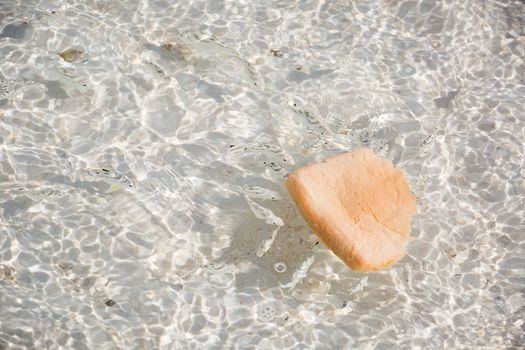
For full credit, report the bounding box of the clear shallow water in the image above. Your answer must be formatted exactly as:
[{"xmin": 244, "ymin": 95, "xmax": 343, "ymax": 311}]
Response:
[{"xmin": 0, "ymin": 0, "xmax": 524, "ymax": 348}]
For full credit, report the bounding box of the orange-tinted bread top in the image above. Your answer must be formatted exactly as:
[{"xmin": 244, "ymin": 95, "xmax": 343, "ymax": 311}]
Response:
[{"xmin": 286, "ymin": 148, "xmax": 416, "ymax": 272}]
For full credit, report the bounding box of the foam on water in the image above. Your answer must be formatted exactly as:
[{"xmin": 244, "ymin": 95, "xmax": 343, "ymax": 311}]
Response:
[{"xmin": 1, "ymin": 0, "xmax": 524, "ymax": 348}]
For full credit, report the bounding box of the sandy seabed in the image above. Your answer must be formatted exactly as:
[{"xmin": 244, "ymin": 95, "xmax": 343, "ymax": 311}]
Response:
[{"xmin": 0, "ymin": 0, "xmax": 524, "ymax": 348}]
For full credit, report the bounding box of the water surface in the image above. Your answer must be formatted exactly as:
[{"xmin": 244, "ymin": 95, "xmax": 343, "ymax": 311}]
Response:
[{"xmin": 1, "ymin": 0, "xmax": 524, "ymax": 348}]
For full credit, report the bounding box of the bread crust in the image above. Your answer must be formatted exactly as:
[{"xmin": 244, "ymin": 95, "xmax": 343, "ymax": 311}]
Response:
[{"xmin": 285, "ymin": 149, "xmax": 416, "ymax": 272}]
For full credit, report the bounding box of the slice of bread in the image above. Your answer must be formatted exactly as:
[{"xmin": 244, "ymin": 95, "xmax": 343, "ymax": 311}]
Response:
[{"xmin": 285, "ymin": 148, "xmax": 416, "ymax": 272}]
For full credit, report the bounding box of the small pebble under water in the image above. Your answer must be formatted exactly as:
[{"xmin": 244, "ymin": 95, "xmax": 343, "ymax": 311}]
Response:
[{"xmin": 0, "ymin": 0, "xmax": 524, "ymax": 349}]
